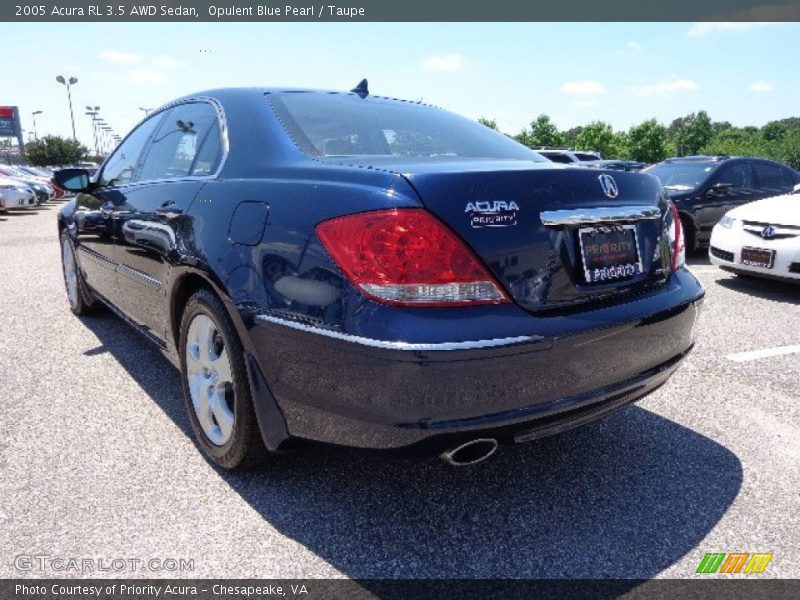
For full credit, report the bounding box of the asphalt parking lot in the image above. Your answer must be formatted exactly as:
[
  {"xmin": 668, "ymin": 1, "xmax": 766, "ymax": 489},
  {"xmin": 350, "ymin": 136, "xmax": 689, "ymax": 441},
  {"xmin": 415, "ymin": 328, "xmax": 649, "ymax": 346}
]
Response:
[{"xmin": 1, "ymin": 203, "xmax": 798, "ymax": 580}]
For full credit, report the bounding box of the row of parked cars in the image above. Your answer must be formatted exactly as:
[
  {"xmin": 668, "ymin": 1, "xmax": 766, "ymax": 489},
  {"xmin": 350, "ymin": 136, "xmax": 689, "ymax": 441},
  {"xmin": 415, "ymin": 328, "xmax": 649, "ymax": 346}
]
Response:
[
  {"xmin": 0, "ymin": 164, "xmax": 58, "ymax": 211},
  {"xmin": 0, "ymin": 163, "xmax": 101, "ymax": 212}
]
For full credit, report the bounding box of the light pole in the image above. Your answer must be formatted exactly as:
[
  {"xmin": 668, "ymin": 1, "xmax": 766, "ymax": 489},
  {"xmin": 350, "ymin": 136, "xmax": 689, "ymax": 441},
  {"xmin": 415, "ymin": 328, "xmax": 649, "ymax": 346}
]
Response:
[
  {"xmin": 97, "ymin": 119, "xmax": 108, "ymax": 154},
  {"xmin": 101, "ymin": 125, "xmax": 113, "ymax": 154},
  {"xmin": 31, "ymin": 110, "xmax": 42, "ymax": 140},
  {"xmin": 85, "ymin": 105, "xmax": 100, "ymax": 157},
  {"xmin": 139, "ymin": 107, "xmax": 153, "ymax": 116},
  {"xmin": 55, "ymin": 75, "xmax": 78, "ymax": 140}
]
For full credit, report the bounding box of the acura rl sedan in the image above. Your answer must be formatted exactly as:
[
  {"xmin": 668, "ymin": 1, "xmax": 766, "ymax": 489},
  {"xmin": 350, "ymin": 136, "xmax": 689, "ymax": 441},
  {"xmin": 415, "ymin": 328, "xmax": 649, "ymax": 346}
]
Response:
[{"xmin": 56, "ymin": 85, "xmax": 704, "ymax": 469}]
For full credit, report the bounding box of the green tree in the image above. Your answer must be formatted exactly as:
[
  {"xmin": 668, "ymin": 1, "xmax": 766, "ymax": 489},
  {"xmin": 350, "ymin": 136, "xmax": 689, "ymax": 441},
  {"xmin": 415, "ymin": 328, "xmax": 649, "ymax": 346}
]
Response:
[
  {"xmin": 762, "ymin": 120, "xmax": 788, "ymax": 142},
  {"xmin": 515, "ymin": 114, "xmax": 564, "ymax": 148},
  {"xmin": 625, "ymin": 119, "xmax": 668, "ymax": 163},
  {"xmin": 575, "ymin": 121, "xmax": 618, "ymax": 158},
  {"xmin": 477, "ymin": 117, "xmax": 498, "ymax": 130},
  {"xmin": 673, "ymin": 111, "xmax": 713, "ymax": 156},
  {"xmin": 25, "ymin": 135, "xmax": 88, "ymax": 166},
  {"xmin": 703, "ymin": 127, "xmax": 767, "ymax": 158},
  {"xmin": 562, "ymin": 126, "xmax": 584, "ymax": 149},
  {"xmin": 775, "ymin": 128, "xmax": 800, "ymax": 170}
]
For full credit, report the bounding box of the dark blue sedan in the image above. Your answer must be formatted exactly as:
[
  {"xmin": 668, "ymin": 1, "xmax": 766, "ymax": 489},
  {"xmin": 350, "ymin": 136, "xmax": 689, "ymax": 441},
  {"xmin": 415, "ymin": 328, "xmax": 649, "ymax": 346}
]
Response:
[{"xmin": 55, "ymin": 84, "xmax": 704, "ymax": 468}]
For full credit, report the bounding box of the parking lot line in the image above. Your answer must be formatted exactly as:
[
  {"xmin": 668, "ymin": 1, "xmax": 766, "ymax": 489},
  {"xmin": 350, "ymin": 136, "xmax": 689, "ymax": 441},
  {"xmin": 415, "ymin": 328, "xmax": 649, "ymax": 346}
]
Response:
[{"xmin": 726, "ymin": 344, "xmax": 800, "ymax": 363}]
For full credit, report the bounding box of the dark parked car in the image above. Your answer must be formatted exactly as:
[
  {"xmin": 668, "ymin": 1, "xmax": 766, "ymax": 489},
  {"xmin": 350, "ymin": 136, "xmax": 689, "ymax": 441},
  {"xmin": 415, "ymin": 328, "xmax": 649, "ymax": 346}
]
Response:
[
  {"xmin": 644, "ymin": 155, "xmax": 800, "ymax": 250},
  {"xmin": 56, "ymin": 86, "xmax": 704, "ymax": 469}
]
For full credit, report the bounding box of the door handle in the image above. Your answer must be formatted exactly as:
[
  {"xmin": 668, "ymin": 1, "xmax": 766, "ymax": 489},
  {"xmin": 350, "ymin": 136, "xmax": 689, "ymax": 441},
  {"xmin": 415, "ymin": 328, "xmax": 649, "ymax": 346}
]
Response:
[{"xmin": 156, "ymin": 202, "xmax": 183, "ymax": 218}]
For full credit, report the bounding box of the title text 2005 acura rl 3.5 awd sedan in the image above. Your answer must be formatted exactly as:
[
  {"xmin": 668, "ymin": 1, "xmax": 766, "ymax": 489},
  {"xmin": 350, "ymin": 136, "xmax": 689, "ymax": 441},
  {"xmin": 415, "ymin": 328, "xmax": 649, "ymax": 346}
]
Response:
[{"xmin": 56, "ymin": 84, "xmax": 704, "ymax": 468}]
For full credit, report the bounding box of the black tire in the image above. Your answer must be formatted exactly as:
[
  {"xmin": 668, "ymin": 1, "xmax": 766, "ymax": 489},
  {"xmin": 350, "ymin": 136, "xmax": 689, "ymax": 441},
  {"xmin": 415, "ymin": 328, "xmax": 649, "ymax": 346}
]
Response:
[
  {"xmin": 179, "ymin": 289, "xmax": 267, "ymax": 470},
  {"xmin": 59, "ymin": 231, "xmax": 101, "ymax": 316},
  {"xmin": 680, "ymin": 215, "xmax": 696, "ymax": 254}
]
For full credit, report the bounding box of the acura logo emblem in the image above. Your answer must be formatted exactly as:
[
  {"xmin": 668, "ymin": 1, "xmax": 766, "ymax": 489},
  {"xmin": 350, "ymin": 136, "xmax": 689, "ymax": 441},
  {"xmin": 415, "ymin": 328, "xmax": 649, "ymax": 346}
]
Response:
[
  {"xmin": 761, "ymin": 225, "xmax": 776, "ymax": 239},
  {"xmin": 598, "ymin": 174, "xmax": 619, "ymax": 199}
]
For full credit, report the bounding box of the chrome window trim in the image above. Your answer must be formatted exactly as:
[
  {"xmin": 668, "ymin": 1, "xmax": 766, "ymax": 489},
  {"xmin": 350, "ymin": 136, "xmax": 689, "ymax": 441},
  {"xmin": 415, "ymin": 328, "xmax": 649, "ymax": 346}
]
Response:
[
  {"xmin": 256, "ymin": 314, "xmax": 541, "ymax": 351},
  {"xmin": 540, "ymin": 205, "xmax": 661, "ymax": 226},
  {"xmin": 97, "ymin": 96, "xmax": 230, "ymax": 190}
]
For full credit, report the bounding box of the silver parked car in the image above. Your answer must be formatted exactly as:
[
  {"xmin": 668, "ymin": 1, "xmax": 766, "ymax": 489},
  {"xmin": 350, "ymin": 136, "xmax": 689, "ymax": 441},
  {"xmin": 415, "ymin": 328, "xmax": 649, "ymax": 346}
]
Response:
[{"xmin": 0, "ymin": 176, "xmax": 37, "ymax": 209}]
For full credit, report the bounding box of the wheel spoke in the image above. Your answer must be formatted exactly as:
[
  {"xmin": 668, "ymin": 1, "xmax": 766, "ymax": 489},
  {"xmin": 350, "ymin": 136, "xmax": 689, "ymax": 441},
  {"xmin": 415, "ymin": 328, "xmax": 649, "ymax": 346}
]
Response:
[
  {"xmin": 200, "ymin": 316, "xmax": 216, "ymax": 362},
  {"xmin": 210, "ymin": 391, "xmax": 235, "ymax": 442},
  {"xmin": 190, "ymin": 375, "xmax": 215, "ymax": 434},
  {"xmin": 212, "ymin": 348, "xmax": 233, "ymax": 386}
]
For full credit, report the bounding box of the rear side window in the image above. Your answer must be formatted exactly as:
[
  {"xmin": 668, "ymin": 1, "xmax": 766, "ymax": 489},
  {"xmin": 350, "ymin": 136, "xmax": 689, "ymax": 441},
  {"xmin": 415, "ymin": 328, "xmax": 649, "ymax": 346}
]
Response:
[
  {"xmin": 541, "ymin": 152, "xmax": 573, "ymax": 164},
  {"xmin": 753, "ymin": 162, "xmax": 793, "ymax": 189},
  {"xmin": 100, "ymin": 115, "xmax": 161, "ymax": 187},
  {"xmin": 269, "ymin": 92, "xmax": 542, "ymax": 161},
  {"xmin": 575, "ymin": 153, "xmax": 599, "ymax": 161},
  {"xmin": 137, "ymin": 102, "xmax": 223, "ymax": 181}
]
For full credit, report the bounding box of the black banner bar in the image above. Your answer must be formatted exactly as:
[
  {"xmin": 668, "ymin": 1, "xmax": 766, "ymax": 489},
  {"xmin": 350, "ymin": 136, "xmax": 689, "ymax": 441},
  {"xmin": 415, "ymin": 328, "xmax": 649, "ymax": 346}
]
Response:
[
  {"xmin": 4, "ymin": 0, "xmax": 800, "ymax": 22},
  {"xmin": 3, "ymin": 579, "xmax": 800, "ymax": 600}
]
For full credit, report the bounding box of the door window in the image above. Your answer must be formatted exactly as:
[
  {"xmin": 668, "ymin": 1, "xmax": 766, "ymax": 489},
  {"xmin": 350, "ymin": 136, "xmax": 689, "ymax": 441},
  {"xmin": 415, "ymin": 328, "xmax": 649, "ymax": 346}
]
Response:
[
  {"xmin": 137, "ymin": 102, "xmax": 223, "ymax": 182},
  {"xmin": 99, "ymin": 115, "xmax": 162, "ymax": 187},
  {"xmin": 714, "ymin": 163, "xmax": 753, "ymax": 190}
]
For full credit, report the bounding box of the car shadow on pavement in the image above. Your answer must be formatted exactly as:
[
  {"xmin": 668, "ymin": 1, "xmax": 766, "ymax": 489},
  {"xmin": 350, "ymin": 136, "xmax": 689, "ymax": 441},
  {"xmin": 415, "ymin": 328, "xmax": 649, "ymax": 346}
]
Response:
[
  {"xmin": 686, "ymin": 250, "xmax": 711, "ymax": 267},
  {"xmin": 715, "ymin": 274, "xmax": 800, "ymax": 305},
  {"xmin": 81, "ymin": 314, "xmax": 742, "ymax": 582}
]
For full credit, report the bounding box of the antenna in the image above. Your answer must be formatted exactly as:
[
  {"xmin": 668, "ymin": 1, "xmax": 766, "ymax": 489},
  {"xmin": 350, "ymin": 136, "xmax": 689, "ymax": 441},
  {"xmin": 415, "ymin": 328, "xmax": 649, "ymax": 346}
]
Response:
[{"xmin": 351, "ymin": 79, "xmax": 369, "ymax": 98}]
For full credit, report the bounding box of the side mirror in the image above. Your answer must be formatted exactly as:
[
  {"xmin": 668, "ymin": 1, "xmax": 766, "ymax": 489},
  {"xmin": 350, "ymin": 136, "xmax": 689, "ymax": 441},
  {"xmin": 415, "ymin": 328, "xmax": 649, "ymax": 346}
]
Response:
[
  {"xmin": 707, "ymin": 182, "xmax": 733, "ymax": 197},
  {"xmin": 54, "ymin": 168, "xmax": 91, "ymax": 193}
]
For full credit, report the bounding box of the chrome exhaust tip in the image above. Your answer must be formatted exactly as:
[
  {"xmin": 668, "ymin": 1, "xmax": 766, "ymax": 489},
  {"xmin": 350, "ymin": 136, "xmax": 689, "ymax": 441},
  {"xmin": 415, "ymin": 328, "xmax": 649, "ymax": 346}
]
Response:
[{"xmin": 440, "ymin": 438, "xmax": 498, "ymax": 466}]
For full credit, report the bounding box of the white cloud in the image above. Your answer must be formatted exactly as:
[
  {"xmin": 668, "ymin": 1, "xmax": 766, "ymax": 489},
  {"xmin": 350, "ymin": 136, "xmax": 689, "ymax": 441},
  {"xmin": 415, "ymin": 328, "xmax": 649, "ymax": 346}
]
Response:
[
  {"xmin": 128, "ymin": 69, "xmax": 167, "ymax": 84},
  {"xmin": 152, "ymin": 55, "xmax": 183, "ymax": 69},
  {"xmin": 422, "ymin": 53, "xmax": 463, "ymax": 72},
  {"xmin": 749, "ymin": 80, "xmax": 775, "ymax": 93},
  {"xmin": 560, "ymin": 80, "xmax": 606, "ymax": 95},
  {"xmin": 99, "ymin": 50, "xmax": 141, "ymax": 65},
  {"xmin": 635, "ymin": 79, "xmax": 699, "ymax": 97},
  {"xmin": 686, "ymin": 22, "xmax": 772, "ymax": 37},
  {"xmin": 625, "ymin": 41, "xmax": 642, "ymax": 52},
  {"xmin": 572, "ymin": 100, "xmax": 597, "ymax": 109}
]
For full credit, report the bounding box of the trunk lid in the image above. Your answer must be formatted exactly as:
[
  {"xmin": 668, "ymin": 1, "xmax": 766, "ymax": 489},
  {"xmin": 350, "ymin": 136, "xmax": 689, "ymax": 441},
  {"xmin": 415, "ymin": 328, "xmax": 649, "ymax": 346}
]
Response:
[{"xmin": 329, "ymin": 158, "xmax": 672, "ymax": 312}]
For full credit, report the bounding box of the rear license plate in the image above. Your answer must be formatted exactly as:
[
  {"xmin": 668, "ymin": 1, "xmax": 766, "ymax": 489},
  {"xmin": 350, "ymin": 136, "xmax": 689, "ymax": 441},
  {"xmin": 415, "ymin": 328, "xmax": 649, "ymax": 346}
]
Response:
[
  {"xmin": 579, "ymin": 225, "xmax": 643, "ymax": 284},
  {"xmin": 741, "ymin": 247, "xmax": 775, "ymax": 269}
]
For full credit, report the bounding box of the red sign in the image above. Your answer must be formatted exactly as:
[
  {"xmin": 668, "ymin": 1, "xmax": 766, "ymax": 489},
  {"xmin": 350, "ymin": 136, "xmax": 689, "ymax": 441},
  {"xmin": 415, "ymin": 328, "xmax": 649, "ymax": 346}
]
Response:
[{"xmin": 0, "ymin": 107, "xmax": 14, "ymax": 118}]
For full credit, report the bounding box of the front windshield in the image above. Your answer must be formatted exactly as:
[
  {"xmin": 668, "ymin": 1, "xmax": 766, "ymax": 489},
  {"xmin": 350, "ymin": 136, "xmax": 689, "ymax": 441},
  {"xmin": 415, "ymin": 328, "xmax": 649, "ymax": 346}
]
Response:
[
  {"xmin": 269, "ymin": 92, "xmax": 544, "ymax": 161},
  {"xmin": 646, "ymin": 162, "xmax": 716, "ymax": 190}
]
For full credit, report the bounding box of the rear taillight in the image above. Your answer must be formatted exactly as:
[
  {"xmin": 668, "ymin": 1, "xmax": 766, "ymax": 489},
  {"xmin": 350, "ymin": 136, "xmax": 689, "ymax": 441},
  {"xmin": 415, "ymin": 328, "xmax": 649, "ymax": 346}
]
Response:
[
  {"xmin": 668, "ymin": 201, "xmax": 685, "ymax": 271},
  {"xmin": 316, "ymin": 208, "xmax": 509, "ymax": 307}
]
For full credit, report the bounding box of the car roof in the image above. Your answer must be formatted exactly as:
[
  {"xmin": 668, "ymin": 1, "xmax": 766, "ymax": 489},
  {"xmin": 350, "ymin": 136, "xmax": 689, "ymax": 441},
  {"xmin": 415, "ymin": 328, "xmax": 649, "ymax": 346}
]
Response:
[{"xmin": 662, "ymin": 155, "xmax": 732, "ymax": 163}]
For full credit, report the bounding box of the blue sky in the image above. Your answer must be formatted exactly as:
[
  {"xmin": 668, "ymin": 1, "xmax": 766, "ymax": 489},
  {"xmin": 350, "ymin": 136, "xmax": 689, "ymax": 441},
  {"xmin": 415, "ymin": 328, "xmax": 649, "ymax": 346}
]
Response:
[{"xmin": 3, "ymin": 21, "xmax": 799, "ymax": 148}]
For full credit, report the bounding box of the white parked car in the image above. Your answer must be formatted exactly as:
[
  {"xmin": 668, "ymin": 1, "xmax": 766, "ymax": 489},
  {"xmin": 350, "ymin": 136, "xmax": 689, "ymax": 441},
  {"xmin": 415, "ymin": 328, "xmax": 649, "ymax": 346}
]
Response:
[
  {"xmin": 709, "ymin": 183, "xmax": 800, "ymax": 281},
  {"xmin": 0, "ymin": 177, "xmax": 37, "ymax": 209}
]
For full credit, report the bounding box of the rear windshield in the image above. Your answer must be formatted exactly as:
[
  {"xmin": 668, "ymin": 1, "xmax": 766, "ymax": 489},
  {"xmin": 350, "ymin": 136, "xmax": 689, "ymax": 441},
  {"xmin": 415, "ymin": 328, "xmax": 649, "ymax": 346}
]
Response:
[
  {"xmin": 268, "ymin": 92, "xmax": 543, "ymax": 161},
  {"xmin": 646, "ymin": 162, "xmax": 716, "ymax": 191}
]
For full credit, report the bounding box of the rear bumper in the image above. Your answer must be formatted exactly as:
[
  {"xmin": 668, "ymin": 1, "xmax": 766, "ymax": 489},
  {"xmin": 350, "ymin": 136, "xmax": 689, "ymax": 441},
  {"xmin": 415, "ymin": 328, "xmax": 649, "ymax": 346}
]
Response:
[{"xmin": 249, "ymin": 270, "xmax": 704, "ymax": 451}]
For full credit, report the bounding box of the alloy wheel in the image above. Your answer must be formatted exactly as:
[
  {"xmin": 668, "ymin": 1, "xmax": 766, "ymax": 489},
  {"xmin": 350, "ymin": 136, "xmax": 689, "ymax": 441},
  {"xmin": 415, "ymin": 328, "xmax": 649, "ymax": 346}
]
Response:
[{"xmin": 185, "ymin": 313, "xmax": 236, "ymax": 446}]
